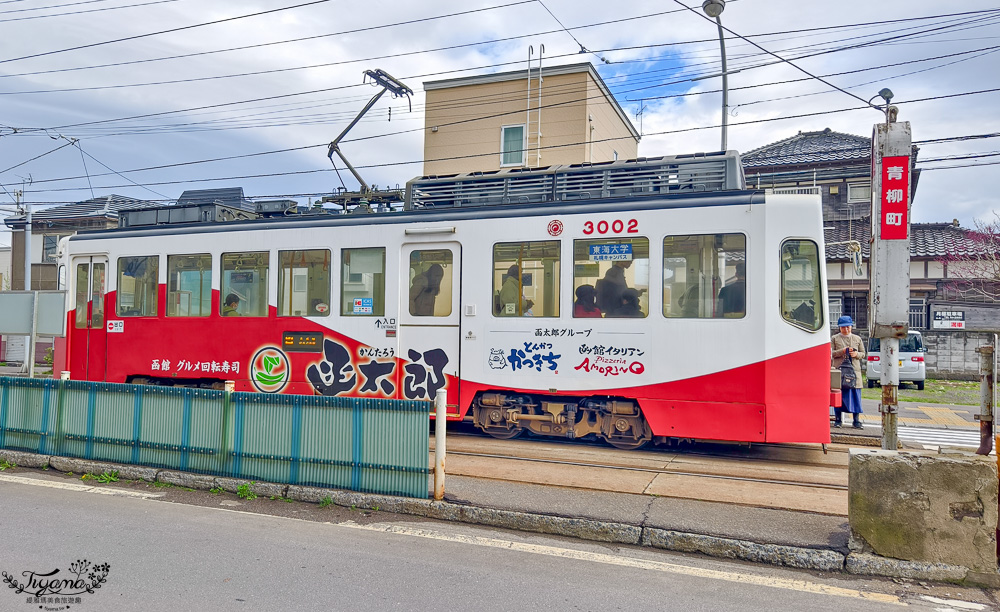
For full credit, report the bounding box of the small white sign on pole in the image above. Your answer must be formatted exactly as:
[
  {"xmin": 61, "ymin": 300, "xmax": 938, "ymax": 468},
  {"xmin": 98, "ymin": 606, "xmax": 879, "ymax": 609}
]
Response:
[{"xmin": 0, "ymin": 291, "xmax": 68, "ymax": 336}]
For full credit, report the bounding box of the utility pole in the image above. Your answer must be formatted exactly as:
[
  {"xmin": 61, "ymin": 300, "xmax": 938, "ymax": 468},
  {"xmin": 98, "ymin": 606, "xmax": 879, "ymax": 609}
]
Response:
[
  {"xmin": 20, "ymin": 189, "xmax": 34, "ymax": 374},
  {"xmin": 868, "ymin": 93, "xmax": 912, "ymax": 451}
]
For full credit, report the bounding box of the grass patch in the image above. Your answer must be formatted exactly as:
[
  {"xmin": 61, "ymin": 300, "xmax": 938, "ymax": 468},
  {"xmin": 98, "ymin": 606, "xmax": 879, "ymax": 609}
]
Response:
[
  {"xmin": 861, "ymin": 377, "xmax": 980, "ymax": 405},
  {"xmin": 0, "ymin": 459, "xmax": 17, "ymax": 471},
  {"xmin": 210, "ymin": 487, "xmax": 224, "ymax": 495},
  {"xmin": 236, "ymin": 482, "xmax": 257, "ymax": 501},
  {"xmin": 319, "ymin": 496, "xmax": 334, "ymax": 508},
  {"xmin": 95, "ymin": 470, "xmax": 119, "ymax": 484},
  {"xmin": 269, "ymin": 495, "xmax": 294, "ymax": 503}
]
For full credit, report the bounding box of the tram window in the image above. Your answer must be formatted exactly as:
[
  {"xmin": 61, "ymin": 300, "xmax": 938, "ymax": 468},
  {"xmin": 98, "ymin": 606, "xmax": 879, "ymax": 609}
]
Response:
[
  {"xmin": 74, "ymin": 264, "xmax": 88, "ymax": 329},
  {"xmin": 341, "ymin": 247, "xmax": 385, "ymax": 317},
  {"xmin": 278, "ymin": 249, "xmax": 331, "ymax": 317},
  {"xmin": 493, "ymin": 240, "xmax": 560, "ymax": 317},
  {"xmin": 166, "ymin": 254, "xmax": 212, "ymax": 317},
  {"xmin": 408, "ymin": 249, "xmax": 453, "ymax": 317},
  {"xmin": 780, "ymin": 239, "xmax": 823, "ymax": 331},
  {"xmin": 117, "ymin": 256, "xmax": 158, "ymax": 317},
  {"xmin": 574, "ymin": 238, "xmax": 648, "ymax": 318},
  {"xmin": 662, "ymin": 234, "xmax": 746, "ymax": 319},
  {"xmin": 91, "ymin": 263, "xmax": 105, "ymax": 329},
  {"xmin": 222, "ymin": 252, "xmax": 268, "ymax": 317}
]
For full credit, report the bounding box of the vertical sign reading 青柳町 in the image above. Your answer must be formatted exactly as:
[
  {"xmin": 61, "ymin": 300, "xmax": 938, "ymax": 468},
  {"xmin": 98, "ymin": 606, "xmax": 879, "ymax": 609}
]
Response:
[{"xmin": 879, "ymin": 155, "xmax": 910, "ymax": 240}]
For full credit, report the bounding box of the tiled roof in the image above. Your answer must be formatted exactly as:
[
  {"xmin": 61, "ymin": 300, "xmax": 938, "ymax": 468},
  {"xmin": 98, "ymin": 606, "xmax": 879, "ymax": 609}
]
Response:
[
  {"xmin": 2, "ymin": 194, "xmax": 157, "ymax": 228},
  {"xmin": 824, "ymin": 219, "xmax": 988, "ymax": 260},
  {"xmin": 743, "ymin": 128, "xmax": 870, "ymax": 169}
]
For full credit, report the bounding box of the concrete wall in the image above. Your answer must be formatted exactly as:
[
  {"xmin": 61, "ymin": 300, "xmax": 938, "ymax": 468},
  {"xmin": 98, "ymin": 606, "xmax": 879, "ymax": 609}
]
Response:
[
  {"xmin": 923, "ymin": 330, "xmax": 994, "ymax": 380},
  {"xmin": 849, "ymin": 448, "xmax": 998, "ymax": 577}
]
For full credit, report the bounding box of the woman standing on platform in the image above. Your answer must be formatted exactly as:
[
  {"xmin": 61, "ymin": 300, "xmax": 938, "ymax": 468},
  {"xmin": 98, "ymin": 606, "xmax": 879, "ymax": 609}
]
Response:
[{"xmin": 831, "ymin": 315, "xmax": 866, "ymax": 428}]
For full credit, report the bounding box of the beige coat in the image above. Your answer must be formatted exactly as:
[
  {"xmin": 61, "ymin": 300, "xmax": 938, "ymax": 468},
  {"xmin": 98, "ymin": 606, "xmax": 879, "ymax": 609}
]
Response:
[{"xmin": 831, "ymin": 332, "xmax": 866, "ymax": 389}]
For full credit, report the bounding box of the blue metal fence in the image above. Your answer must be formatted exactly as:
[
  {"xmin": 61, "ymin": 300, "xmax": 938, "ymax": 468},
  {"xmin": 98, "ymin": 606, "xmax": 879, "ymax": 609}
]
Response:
[{"xmin": 0, "ymin": 377, "xmax": 430, "ymax": 498}]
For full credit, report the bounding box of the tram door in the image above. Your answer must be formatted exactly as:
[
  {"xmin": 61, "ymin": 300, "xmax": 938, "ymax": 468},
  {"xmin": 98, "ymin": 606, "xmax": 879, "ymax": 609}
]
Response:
[
  {"xmin": 68, "ymin": 255, "xmax": 108, "ymax": 381},
  {"xmin": 399, "ymin": 243, "xmax": 461, "ymax": 412}
]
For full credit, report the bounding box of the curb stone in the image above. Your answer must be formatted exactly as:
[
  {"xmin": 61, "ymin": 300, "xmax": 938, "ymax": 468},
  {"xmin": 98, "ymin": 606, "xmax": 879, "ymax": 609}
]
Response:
[
  {"xmin": 0, "ymin": 449, "xmax": 51, "ymax": 469},
  {"xmin": 4, "ymin": 450, "xmax": 995, "ymax": 586},
  {"xmin": 846, "ymin": 552, "xmax": 968, "ymax": 583},
  {"xmin": 158, "ymin": 471, "xmax": 217, "ymax": 490},
  {"xmin": 642, "ymin": 528, "xmax": 845, "ymax": 572},
  {"xmin": 214, "ymin": 476, "xmax": 287, "ymax": 499},
  {"xmin": 48, "ymin": 456, "xmax": 159, "ymax": 482}
]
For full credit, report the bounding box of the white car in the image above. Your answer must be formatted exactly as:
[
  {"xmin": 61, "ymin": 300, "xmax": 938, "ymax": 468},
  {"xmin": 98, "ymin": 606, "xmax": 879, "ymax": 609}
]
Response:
[{"xmin": 866, "ymin": 331, "xmax": 927, "ymax": 390}]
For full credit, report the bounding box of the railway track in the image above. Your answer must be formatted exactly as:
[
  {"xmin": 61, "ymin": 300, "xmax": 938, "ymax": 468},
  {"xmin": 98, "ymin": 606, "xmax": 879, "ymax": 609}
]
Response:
[
  {"xmin": 445, "ymin": 423, "xmax": 850, "ymax": 466},
  {"xmin": 439, "ymin": 424, "xmax": 850, "ymax": 515},
  {"xmin": 445, "ymin": 448, "xmax": 848, "ymax": 492}
]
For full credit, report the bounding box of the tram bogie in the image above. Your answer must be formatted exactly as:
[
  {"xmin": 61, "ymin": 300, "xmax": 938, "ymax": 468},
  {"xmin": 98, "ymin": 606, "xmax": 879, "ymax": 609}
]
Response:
[{"xmin": 472, "ymin": 391, "xmax": 651, "ymax": 448}]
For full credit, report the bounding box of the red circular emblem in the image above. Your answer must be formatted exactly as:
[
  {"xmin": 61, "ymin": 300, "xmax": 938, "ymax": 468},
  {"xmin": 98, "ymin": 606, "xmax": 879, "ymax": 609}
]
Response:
[{"xmin": 547, "ymin": 220, "xmax": 564, "ymax": 236}]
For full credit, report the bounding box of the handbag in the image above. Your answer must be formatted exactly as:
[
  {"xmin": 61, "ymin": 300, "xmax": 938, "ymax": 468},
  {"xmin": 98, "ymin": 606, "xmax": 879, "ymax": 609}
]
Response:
[{"xmin": 840, "ymin": 353, "xmax": 857, "ymax": 387}]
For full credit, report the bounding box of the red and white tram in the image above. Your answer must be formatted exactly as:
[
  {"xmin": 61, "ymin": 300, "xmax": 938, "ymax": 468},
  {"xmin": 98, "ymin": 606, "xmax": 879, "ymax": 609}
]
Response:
[{"xmin": 58, "ymin": 152, "xmax": 834, "ymax": 448}]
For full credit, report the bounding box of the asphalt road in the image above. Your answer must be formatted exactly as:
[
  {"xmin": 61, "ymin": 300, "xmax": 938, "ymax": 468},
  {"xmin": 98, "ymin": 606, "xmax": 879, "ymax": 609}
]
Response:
[{"xmin": 0, "ymin": 471, "xmax": 992, "ymax": 612}]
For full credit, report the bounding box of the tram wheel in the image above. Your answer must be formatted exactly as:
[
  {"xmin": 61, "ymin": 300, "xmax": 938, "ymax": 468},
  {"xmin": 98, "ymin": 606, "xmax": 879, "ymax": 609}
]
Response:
[
  {"xmin": 603, "ymin": 415, "xmax": 652, "ymax": 450},
  {"xmin": 605, "ymin": 435, "xmax": 650, "ymax": 450},
  {"xmin": 483, "ymin": 427, "xmax": 524, "ymax": 440},
  {"xmin": 473, "ymin": 404, "xmax": 525, "ymax": 440}
]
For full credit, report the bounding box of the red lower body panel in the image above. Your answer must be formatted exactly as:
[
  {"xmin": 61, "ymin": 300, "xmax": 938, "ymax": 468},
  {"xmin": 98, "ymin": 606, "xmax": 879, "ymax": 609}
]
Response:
[{"xmin": 460, "ymin": 344, "xmax": 832, "ymax": 444}]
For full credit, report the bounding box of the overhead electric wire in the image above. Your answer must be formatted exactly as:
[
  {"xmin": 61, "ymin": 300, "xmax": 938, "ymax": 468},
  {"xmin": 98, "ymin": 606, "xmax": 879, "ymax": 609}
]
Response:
[
  {"xmin": 1, "ymin": 5, "xmax": 992, "ymax": 84},
  {"xmin": 22, "ymin": 12, "xmax": 995, "ymax": 136},
  {"xmin": 0, "ymin": 0, "xmax": 546, "ymax": 79},
  {"xmin": 919, "ymin": 160, "xmax": 1000, "ymax": 171},
  {"xmin": 0, "ymin": 139, "xmax": 76, "ymax": 175},
  {"xmin": 11, "ymin": 86, "xmax": 1000, "ymax": 195},
  {"xmin": 918, "ymin": 152, "xmax": 1000, "ymax": 163},
  {"xmin": 0, "ymin": 0, "xmax": 151, "ymax": 13},
  {"xmin": 0, "ymin": 0, "xmax": 179, "ymax": 23},
  {"xmin": 2, "ymin": 6, "xmax": 993, "ymax": 100},
  {"xmin": 0, "ymin": 0, "xmax": 334, "ymax": 65},
  {"xmin": 3, "ymin": 5, "xmax": 996, "ymax": 198},
  {"xmin": 672, "ymin": 2, "xmax": 1000, "ymax": 111},
  {"xmin": 916, "ymin": 132, "xmax": 1000, "ymax": 144}
]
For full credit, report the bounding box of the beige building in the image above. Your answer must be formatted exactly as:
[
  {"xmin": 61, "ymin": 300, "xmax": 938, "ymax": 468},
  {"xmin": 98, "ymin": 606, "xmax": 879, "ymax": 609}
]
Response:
[{"xmin": 423, "ymin": 63, "xmax": 639, "ymax": 176}]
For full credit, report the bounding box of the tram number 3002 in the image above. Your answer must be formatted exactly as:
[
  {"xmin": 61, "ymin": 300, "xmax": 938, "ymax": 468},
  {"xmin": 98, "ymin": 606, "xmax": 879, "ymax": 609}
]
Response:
[{"xmin": 582, "ymin": 219, "xmax": 639, "ymax": 235}]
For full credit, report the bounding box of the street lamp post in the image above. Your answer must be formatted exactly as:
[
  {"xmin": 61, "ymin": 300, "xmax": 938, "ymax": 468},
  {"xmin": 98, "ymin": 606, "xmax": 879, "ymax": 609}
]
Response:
[{"xmin": 702, "ymin": 0, "xmax": 728, "ymax": 151}]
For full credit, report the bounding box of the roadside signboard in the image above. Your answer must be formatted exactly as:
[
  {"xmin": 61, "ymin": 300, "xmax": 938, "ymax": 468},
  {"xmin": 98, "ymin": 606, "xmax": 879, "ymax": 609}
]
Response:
[{"xmin": 0, "ymin": 291, "xmax": 67, "ymax": 336}]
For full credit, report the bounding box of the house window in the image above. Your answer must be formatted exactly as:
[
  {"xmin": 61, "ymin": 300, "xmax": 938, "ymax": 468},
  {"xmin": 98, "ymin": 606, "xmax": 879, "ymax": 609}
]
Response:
[
  {"xmin": 828, "ymin": 296, "xmax": 843, "ymax": 329},
  {"xmin": 847, "ymin": 183, "xmax": 871, "ymax": 203},
  {"xmin": 43, "ymin": 235, "xmax": 64, "ymax": 262},
  {"xmin": 501, "ymin": 125, "xmax": 525, "ymax": 166},
  {"xmin": 909, "ymin": 298, "xmax": 927, "ymax": 330}
]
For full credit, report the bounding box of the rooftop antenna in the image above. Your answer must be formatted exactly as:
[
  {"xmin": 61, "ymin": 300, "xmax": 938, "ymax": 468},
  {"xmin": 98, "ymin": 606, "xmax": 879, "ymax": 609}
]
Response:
[{"xmin": 327, "ymin": 69, "xmax": 413, "ymax": 194}]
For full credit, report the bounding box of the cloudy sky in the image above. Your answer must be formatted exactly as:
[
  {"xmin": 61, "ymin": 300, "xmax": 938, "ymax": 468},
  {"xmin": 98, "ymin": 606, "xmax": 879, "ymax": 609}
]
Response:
[{"xmin": 1, "ymin": 0, "xmax": 998, "ymax": 247}]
